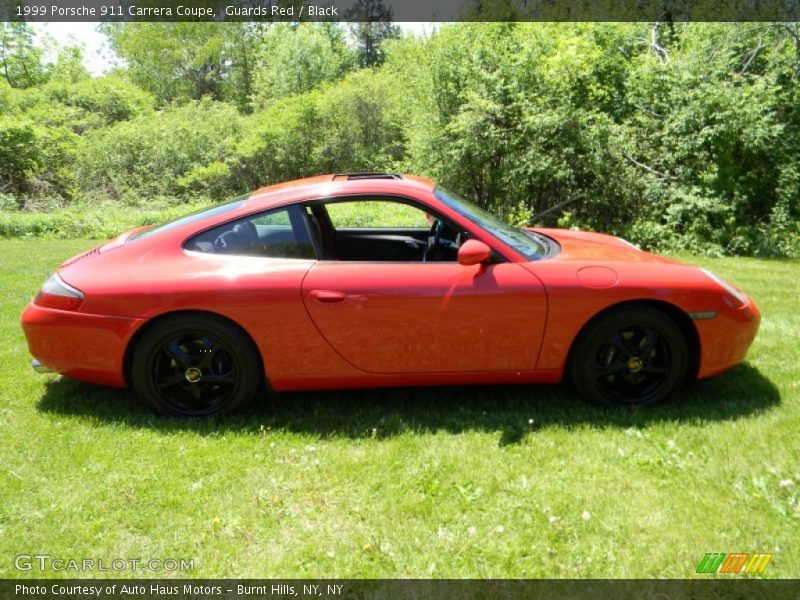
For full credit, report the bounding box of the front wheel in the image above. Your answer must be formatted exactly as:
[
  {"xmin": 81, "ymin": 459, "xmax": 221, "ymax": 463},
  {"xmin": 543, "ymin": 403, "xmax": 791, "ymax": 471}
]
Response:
[
  {"xmin": 131, "ymin": 315, "xmax": 261, "ymax": 417},
  {"xmin": 569, "ymin": 307, "xmax": 688, "ymax": 408}
]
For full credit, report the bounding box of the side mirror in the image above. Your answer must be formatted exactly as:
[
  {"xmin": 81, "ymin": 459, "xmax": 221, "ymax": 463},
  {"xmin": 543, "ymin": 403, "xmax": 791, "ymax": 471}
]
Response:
[{"xmin": 457, "ymin": 239, "xmax": 492, "ymax": 266}]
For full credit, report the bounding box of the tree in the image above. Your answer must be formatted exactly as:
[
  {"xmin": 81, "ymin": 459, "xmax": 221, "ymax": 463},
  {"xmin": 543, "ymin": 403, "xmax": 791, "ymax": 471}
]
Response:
[
  {"xmin": 100, "ymin": 22, "xmax": 257, "ymax": 108},
  {"xmin": 346, "ymin": 0, "xmax": 401, "ymax": 68},
  {"xmin": 0, "ymin": 23, "xmax": 48, "ymax": 88},
  {"xmin": 250, "ymin": 24, "xmax": 353, "ymax": 108}
]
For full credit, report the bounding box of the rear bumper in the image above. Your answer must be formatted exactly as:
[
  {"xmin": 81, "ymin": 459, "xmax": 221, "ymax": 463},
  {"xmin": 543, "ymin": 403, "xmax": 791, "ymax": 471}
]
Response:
[
  {"xmin": 695, "ymin": 297, "xmax": 761, "ymax": 379},
  {"xmin": 21, "ymin": 302, "xmax": 145, "ymax": 388}
]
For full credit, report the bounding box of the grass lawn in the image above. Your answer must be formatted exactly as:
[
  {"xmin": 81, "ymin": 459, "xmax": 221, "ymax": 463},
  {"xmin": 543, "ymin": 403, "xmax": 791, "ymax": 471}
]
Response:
[{"xmin": 0, "ymin": 238, "xmax": 798, "ymax": 578}]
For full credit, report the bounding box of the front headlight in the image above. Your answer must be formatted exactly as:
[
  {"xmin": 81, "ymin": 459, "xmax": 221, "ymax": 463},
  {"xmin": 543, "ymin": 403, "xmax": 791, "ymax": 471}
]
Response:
[{"xmin": 701, "ymin": 269, "xmax": 747, "ymax": 308}]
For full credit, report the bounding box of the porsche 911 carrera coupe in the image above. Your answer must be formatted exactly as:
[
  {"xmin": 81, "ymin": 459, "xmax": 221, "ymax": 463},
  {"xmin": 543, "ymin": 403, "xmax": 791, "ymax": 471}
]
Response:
[{"xmin": 21, "ymin": 173, "xmax": 760, "ymax": 417}]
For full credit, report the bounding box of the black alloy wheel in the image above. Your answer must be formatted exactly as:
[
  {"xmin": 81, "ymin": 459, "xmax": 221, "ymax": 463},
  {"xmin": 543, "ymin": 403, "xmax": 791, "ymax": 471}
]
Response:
[
  {"xmin": 569, "ymin": 307, "xmax": 688, "ymax": 407},
  {"xmin": 131, "ymin": 315, "xmax": 261, "ymax": 417}
]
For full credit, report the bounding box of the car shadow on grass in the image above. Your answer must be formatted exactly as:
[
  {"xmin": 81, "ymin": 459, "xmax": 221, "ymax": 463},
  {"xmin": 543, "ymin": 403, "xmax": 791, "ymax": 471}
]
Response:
[{"xmin": 36, "ymin": 363, "xmax": 781, "ymax": 444}]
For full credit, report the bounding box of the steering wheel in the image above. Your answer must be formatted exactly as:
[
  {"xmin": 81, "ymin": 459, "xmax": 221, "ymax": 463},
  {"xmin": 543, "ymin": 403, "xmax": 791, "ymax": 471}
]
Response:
[{"xmin": 422, "ymin": 219, "xmax": 443, "ymax": 262}]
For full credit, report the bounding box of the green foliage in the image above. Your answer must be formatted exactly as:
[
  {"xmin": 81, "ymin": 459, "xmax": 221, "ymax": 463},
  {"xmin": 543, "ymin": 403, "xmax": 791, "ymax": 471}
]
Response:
[
  {"xmin": 0, "ymin": 118, "xmax": 38, "ymax": 198},
  {"xmin": 0, "ymin": 199, "xmax": 207, "ymax": 239},
  {"xmin": 0, "ymin": 23, "xmax": 48, "ymax": 88},
  {"xmin": 101, "ymin": 22, "xmax": 257, "ymax": 109},
  {"xmin": 183, "ymin": 71, "xmax": 405, "ymax": 198},
  {"xmin": 250, "ymin": 24, "xmax": 353, "ymax": 108},
  {"xmin": 81, "ymin": 99, "xmax": 243, "ymax": 200},
  {"xmin": 3, "ymin": 23, "xmax": 799, "ymax": 257},
  {"xmin": 312, "ymin": 70, "xmax": 406, "ymax": 173},
  {"xmin": 42, "ymin": 76, "xmax": 154, "ymax": 126},
  {"xmin": 346, "ymin": 0, "xmax": 401, "ymax": 68}
]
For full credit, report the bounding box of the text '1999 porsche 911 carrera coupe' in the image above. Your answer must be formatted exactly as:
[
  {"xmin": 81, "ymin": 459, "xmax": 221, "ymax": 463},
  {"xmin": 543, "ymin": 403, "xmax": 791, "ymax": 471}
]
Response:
[{"xmin": 21, "ymin": 173, "xmax": 760, "ymax": 417}]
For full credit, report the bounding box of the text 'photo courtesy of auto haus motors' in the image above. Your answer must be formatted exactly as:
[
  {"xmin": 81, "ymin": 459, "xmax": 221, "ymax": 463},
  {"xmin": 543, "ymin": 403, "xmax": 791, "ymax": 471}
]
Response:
[{"xmin": 20, "ymin": 173, "xmax": 760, "ymax": 418}]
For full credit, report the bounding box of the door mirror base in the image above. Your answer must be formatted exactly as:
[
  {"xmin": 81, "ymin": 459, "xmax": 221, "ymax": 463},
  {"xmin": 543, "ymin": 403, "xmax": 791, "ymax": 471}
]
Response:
[{"xmin": 457, "ymin": 239, "xmax": 492, "ymax": 266}]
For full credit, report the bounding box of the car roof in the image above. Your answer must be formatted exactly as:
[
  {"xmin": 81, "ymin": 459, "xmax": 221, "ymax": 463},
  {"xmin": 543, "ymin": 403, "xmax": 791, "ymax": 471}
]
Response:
[{"xmin": 244, "ymin": 173, "xmax": 437, "ymax": 211}]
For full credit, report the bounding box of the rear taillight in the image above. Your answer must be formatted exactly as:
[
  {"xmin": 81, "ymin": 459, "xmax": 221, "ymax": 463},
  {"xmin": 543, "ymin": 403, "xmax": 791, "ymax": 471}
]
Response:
[{"xmin": 34, "ymin": 274, "xmax": 85, "ymax": 311}]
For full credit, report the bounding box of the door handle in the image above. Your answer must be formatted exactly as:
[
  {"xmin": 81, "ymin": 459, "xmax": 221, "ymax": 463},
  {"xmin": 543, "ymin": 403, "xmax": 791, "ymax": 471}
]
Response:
[{"xmin": 309, "ymin": 289, "xmax": 347, "ymax": 304}]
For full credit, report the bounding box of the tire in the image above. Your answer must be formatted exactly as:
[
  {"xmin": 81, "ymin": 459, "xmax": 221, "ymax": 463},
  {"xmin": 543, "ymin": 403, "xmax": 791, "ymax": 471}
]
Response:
[
  {"xmin": 569, "ymin": 306, "xmax": 688, "ymax": 408},
  {"xmin": 131, "ymin": 314, "xmax": 261, "ymax": 417}
]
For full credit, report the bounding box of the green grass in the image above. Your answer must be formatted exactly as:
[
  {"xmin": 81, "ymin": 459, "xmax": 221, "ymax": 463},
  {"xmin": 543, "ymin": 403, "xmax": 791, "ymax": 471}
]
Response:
[
  {"xmin": 0, "ymin": 239, "xmax": 798, "ymax": 578},
  {"xmin": 0, "ymin": 201, "xmax": 209, "ymax": 239}
]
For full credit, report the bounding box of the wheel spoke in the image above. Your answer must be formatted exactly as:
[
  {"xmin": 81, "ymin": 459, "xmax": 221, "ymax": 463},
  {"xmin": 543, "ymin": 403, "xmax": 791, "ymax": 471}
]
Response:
[
  {"xmin": 611, "ymin": 333, "xmax": 635, "ymax": 358},
  {"xmin": 164, "ymin": 339, "xmax": 191, "ymax": 368},
  {"xmin": 157, "ymin": 372, "xmax": 184, "ymax": 390},
  {"xmin": 197, "ymin": 347, "xmax": 218, "ymax": 371},
  {"xmin": 641, "ymin": 365, "xmax": 668, "ymax": 375},
  {"xmin": 201, "ymin": 370, "xmax": 235, "ymax": 385},
  {"xmin": 638, "ymin": 330, "xmax": 659, "ymax": 357},
  {"xmin": 596, "ymin": 361, "xmax": 627, "ymax": 377}
]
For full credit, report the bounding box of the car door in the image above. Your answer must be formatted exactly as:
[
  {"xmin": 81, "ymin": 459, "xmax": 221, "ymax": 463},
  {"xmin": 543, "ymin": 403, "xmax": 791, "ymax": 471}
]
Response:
[{"xmin": 301, "ymin": 260, "xmax": 547, "ymax": 374}]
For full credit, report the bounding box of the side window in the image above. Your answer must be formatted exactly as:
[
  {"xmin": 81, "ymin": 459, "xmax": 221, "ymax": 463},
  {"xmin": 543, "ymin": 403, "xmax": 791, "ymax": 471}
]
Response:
[
  {"xmin": 325, "ymin": 200, "xmax": 431, "ymax": 229},
  {"xmin": 186, "ymin": 207, "xmax": 315, "ymax": 259},
  {"xmin": 309, "ymin": 197, "xmax": 468, "ymax": 263}
]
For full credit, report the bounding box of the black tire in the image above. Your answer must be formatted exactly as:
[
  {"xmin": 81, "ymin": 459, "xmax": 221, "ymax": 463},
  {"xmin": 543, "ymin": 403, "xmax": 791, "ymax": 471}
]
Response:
[
  {"xmin": 131, "ymin": 314, "xmax": 261, "ymax": 417},
  {"xmin": 569, "ymin": 306, "xmax": 688, "ymax": 408}
]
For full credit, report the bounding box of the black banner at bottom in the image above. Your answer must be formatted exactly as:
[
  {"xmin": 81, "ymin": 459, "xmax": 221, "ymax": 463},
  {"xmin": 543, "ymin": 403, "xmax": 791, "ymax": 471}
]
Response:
[{"xmin": 1, "ymin": 579, "xmax": 799, "ymax": 600}]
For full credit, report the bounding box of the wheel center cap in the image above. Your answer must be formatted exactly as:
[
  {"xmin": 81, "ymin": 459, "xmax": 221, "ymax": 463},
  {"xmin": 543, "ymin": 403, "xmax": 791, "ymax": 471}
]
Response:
[
  {"xmin": 185, "ymin": 367, "xmax": 202, "ymax": 383},
  {"xmin": 627, "ymin": 357, "xmax": 643, "ymax": 373}
]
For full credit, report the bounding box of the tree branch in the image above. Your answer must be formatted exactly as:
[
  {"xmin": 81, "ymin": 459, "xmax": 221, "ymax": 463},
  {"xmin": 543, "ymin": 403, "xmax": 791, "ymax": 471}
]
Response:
[{"xmin": 622, "ymin": 152, "xmax": 678, "ymax": 180}]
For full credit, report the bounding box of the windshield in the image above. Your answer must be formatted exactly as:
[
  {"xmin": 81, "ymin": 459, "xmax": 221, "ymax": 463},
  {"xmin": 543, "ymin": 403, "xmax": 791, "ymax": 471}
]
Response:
[
  {"xmin": 433, "ymin": 187, "xmax": 548, "ymax": 260},
  {"xmin": 127, "ymin": 195, "xmax": 249, "ymax": 242}
]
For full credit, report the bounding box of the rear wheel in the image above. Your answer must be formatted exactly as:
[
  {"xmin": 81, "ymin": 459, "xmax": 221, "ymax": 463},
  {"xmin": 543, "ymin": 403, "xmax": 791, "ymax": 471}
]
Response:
[
  {"xmin": 131, "ymin": 315, "xmax": 261, "ymax": 417},
  {"xmin": 569, "ymin": 307, "xmax": 688, "ymax": 408}
]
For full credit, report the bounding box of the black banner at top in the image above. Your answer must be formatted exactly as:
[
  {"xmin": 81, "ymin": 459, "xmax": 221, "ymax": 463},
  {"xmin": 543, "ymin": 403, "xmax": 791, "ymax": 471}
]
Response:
[{"xmin": 1, "ymin": 0, "xmax": 800, "ymax": 22}]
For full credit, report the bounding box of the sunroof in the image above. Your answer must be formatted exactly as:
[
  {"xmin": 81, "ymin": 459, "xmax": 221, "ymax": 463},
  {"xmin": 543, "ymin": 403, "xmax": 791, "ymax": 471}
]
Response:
[{"xmin": 332, "ymin": 173, "xmax": 403, "ymax": 181}]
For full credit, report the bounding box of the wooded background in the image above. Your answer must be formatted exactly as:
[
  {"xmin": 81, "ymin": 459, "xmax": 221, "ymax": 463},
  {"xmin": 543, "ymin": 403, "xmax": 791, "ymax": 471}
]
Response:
[{"xmin": 1, "ymin": 21, "xmax": 798, "ymax": 256}]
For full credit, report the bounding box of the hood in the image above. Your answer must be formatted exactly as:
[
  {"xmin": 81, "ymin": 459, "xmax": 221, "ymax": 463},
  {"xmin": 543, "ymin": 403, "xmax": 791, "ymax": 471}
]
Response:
[{"xmin": 529, "ymin": 227, "xmax": 680, "ymax": 264}]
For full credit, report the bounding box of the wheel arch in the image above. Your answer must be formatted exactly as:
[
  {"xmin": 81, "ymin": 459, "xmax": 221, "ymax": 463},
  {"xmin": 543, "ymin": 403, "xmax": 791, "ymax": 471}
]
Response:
[
  {"xmin": 564, "ymin": 299, "xmax": 700, "ymax": 383},
  {"xmin": 122, "ymin": 310, "xmax": 267, "ymax": 387}
]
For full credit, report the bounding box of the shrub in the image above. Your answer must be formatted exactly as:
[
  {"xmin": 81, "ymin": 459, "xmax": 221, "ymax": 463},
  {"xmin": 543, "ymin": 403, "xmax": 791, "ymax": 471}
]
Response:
[{"xmin": 81, "ymin": 99, "xmax": 243, "ymax": 200}]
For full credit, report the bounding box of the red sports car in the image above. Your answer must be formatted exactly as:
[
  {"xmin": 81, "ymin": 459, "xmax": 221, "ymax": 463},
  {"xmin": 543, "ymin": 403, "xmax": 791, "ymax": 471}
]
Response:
[{"xmin": 21, "ymin": 174, "xmax": 760, "ymax": 417}]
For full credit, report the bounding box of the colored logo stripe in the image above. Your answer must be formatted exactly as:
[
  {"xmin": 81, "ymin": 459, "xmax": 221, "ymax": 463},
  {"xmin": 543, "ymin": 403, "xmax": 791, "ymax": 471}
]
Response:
[
  {"xmin": 696, "ymin": 552, "xmax": 773, "ymax": 574},
  {"xmin": 696, "ymin": 553, "xmax": 727, "ymax": 573},
  {"xmin": 745, "ymin": 553, "xmax": 773, "ymax": 574}
]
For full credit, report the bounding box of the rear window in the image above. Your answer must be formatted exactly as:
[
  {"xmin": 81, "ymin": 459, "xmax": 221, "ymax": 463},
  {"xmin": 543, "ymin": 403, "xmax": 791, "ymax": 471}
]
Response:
[
  {"xmin": 127, "ymin": 196, "xmax": 248, "ymax": 243},
  {"xmin": 185, "ymin": 206, "xmax": 315, "ymax": 259}
]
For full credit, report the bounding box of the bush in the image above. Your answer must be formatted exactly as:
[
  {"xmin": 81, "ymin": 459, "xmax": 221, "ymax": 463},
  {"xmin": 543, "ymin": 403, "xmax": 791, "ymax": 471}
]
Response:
[
  {"xmin": 81, "ymin": 99, "xmax": 243, "ymax": 200},
  {"xmin": 0, "ymin": 200, "xmax": 209, "ymax": 239},
  {"xmin": 42, "ymin": 76, "xmax": 155, "ymax": 127}
]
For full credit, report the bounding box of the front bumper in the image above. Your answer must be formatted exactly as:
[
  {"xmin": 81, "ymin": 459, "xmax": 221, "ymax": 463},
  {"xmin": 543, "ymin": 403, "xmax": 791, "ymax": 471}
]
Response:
[
  {"xmin": 695, "ymin": 297, "xmax": 761, "ymax": 379},
  {"xmin": 21, "ymin": 301, "xmax": 145, "ymax": 388}
]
